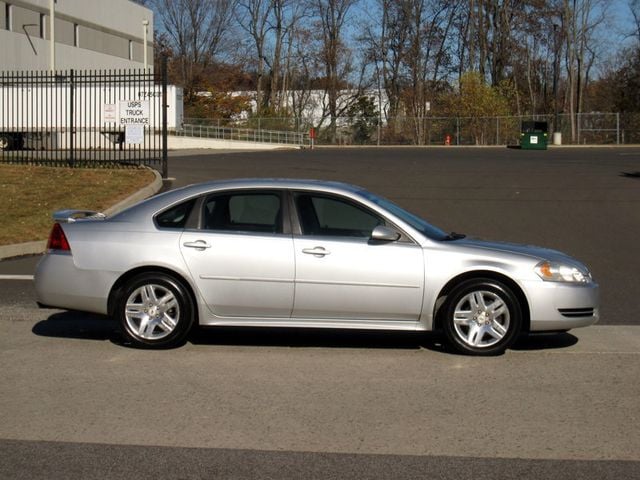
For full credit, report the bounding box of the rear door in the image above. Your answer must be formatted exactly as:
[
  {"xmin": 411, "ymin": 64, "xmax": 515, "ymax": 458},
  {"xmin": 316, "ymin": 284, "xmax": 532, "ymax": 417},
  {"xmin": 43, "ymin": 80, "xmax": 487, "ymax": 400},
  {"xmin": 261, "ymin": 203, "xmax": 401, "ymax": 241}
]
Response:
[{"xmin": 180, "ymin": 190, "xmax": 295, "ymax": 318}]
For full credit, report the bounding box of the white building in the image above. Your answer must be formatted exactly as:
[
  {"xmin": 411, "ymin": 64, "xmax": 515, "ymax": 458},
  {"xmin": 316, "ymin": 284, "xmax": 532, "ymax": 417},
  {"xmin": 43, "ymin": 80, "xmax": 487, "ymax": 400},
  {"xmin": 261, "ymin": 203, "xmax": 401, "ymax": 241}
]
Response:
[
  {"xmin": 222, "ymin": 89, "xmax": 390, "ymax": 124},
  {"xmin": 0, "ymin": 0, "xmax": 153, "ymax": 71}
]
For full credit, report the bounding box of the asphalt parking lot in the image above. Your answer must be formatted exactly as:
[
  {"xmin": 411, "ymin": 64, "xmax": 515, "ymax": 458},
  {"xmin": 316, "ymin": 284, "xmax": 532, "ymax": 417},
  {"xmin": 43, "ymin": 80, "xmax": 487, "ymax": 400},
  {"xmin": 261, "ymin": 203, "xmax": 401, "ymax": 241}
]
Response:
[{"xmin": 1, "ymin": 147, "xmax": 639, "ymax": 479}]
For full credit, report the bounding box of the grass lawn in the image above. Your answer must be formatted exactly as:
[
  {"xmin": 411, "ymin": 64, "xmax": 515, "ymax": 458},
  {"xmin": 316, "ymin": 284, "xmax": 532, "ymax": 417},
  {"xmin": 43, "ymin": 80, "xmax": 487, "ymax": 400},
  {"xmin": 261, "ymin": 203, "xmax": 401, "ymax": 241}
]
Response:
[{"xmin": 0, "ymin": 165, "xmax": 155, "ymax": 246}]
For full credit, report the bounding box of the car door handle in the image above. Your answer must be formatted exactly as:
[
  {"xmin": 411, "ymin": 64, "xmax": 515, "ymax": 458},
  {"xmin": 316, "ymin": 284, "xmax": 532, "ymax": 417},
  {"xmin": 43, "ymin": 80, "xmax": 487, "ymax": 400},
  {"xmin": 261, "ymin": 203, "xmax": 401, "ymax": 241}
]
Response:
[
  {"xmin": 183, "ymin": 240, "xmax": 211, "ymax": 249},
  {"xmin": 302, "ymin": 247, "xmax": 330, "ymax": 256}
]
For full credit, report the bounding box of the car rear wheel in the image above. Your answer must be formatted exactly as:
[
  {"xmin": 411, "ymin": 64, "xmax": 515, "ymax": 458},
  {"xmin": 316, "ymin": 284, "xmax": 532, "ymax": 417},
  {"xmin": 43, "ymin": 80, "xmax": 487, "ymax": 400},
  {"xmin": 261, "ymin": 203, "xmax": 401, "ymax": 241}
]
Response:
[
  {"xmin": 442, "ymin": 278, "xmax": 522, "ymax": 356},
  {"xmin": 116, "ymin": 272, "xmax": 194, "ymax": 348}
]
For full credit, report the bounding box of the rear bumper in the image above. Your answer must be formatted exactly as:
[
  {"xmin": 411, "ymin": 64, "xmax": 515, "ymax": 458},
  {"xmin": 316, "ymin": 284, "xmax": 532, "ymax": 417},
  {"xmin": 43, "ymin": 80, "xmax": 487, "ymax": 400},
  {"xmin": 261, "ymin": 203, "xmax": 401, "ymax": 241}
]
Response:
[
  {"xmin": 34, "ymin": 252, "xmax": 113, "ymax": 315},
  {"xmin": 523, "ymin": 280, "xmax": 599, "ymax": 331}
]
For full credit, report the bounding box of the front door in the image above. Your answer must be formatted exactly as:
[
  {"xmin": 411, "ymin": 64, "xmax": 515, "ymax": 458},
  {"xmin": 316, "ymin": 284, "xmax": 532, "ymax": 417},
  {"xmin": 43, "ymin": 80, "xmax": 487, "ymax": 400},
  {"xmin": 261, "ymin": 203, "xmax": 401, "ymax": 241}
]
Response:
[{"xmin": 291, "ymin": 192, "xmax": 424, "ymax": 321}]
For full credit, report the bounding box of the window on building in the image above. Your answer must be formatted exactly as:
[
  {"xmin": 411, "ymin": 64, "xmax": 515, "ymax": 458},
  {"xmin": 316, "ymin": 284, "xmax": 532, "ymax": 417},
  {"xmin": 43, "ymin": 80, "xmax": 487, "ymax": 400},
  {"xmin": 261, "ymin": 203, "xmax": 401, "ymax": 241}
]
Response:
[
  {"xmin": 5, "ymin": 4, "xmax": 11, "ymax": 31},
  {"xmin": 39, "ymin": 13, "xmax": 45, "ymax": 38},
  {"xmin": 73, "ymin": 23, "xmax": 78, "ymax": 47},
  {"xmin": 128, "ymin": 40, "xmax": 133, "ymax": 60}
]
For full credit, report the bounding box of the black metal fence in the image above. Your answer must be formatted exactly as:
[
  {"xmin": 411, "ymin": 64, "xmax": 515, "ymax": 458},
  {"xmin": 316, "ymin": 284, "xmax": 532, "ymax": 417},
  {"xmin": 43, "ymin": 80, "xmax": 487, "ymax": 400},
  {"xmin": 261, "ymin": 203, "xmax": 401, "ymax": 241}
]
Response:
[{"xmin": 0, "ymin": 62, "xmax": 168, "ymax": 176}]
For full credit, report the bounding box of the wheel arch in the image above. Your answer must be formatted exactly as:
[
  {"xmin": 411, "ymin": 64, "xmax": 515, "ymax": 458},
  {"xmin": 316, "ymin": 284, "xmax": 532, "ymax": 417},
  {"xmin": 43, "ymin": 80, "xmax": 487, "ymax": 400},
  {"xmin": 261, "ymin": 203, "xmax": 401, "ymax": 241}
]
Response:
[
  {"xmin": 108, "ymin": 266, "xmax": 199, "ymax": 322},
  {"xmin": 432, "ymin": 270, "xmax": 531, "ymax": 333}
]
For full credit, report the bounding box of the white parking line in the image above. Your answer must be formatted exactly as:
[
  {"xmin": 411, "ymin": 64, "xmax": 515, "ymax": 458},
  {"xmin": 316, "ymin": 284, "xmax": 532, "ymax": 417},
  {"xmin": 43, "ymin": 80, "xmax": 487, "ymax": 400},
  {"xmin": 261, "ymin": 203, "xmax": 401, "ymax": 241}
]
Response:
[{"xmin": 0, "ymin": 275, "xmax": 34, "ymax": 281}]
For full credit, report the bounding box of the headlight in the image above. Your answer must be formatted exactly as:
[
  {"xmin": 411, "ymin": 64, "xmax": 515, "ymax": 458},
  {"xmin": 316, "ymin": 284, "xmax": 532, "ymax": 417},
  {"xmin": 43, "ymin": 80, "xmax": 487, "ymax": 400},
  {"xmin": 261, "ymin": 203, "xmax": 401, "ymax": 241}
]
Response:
[{"xmin": 534, "ymin": 261, "xmax": 592, "ymax": 283}]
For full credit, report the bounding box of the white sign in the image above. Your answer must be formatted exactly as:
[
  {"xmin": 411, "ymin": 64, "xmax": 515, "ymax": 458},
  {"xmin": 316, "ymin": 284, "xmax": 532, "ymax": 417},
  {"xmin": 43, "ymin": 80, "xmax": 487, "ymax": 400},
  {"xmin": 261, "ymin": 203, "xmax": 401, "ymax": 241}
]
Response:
[
  {"xmin": 125, "ymin": 124, "xmax": 144, "ymax": 145},
  {"xmin": 426, "ymin": 101, "xmax": 431, "ymax": 112},
  {"xmin": 530, "ymin": 135, "xmax": 538, "ymax": 144},
  {"xmin": 119, "ymin": 100, "xmax": 150, "ymax": 125},
  {"xmin": 102, "ymin": 104, "xmax": 117, "ymax": 123}
]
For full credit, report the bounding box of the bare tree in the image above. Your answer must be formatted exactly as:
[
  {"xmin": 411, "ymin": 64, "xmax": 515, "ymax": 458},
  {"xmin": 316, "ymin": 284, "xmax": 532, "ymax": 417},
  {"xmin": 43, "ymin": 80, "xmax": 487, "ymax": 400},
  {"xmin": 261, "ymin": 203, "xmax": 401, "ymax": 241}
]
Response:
[
  {"xmin": 403, "ymin": 0, "xmax": 458, "ymax": 142},
  {"xmin": 284, "ymin": 26, "xmax": 319, "ymax": 119},
  {"xmin": 629, "ymin": 0, "xmax": 640, "ymax": 44},
  {"xmin": 313, "ymin": 0, "xmax": 358, "ymax": 140},
  {"xmin": 237, "ymin": 0, "xmax": 273, "ymax": 113},
  {"xmin": 361, "ymin": 0, "xmax": 410, "ymax": 120},
  {"xmin": 266, "ymin": 0, "xmax": 303, "ymax": 112},
  {"xmin": 154, "ymin": 0, "xmax": 237, "ymax": 100},
  {"xmin": 563, "ymin": 0, "xmax": 608, "ymax": 142},
  {"xmin": 362, "ymin": 0, "xmax": 457, "ymax": 142}
]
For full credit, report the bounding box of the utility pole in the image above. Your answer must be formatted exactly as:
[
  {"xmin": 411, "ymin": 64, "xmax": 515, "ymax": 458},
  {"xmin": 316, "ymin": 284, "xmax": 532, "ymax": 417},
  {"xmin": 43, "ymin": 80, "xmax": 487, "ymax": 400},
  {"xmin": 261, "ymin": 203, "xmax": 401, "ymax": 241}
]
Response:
[
  {"xmin": 49, "ymin": 0, "xmax": 55, "ymax": 72},
  {"xmin": 552, "ymin": 21, "xmax": 561, "ymax": 144},
  {"xmin": 142, "ymin": 19, "xmax": 149, "ymax": 73}
]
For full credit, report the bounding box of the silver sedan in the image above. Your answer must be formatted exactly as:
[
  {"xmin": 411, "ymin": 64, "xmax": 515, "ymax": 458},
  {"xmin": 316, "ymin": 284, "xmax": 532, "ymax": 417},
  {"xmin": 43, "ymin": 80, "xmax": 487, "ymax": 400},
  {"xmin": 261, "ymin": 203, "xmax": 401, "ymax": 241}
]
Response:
[{"xmin": 35, "ymin": 179, "xmax": 599, "ymax": 355}]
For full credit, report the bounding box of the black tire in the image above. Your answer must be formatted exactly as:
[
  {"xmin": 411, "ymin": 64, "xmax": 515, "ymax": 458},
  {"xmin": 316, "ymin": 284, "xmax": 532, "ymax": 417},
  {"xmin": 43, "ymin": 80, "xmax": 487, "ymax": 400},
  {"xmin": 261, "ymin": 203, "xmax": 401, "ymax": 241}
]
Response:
[
  {"xmin": 442, "ymin": 278, "xmax": 522, "ymax": 356},
  {"xmin": 0, "ymin": 135, "xmax": 12, "ymax": 151},
  {"xmin": 115, "ymin": 272, "xmax": 195, "ymax": 348}
]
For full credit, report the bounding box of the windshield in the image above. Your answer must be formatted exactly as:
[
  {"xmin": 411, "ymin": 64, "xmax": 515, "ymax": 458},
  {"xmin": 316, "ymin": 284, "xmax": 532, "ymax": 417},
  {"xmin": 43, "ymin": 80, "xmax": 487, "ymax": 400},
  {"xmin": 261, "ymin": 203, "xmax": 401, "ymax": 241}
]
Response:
[{"xmin": 356, "ymin": 190, "xmax": 449, "ymax": 241}]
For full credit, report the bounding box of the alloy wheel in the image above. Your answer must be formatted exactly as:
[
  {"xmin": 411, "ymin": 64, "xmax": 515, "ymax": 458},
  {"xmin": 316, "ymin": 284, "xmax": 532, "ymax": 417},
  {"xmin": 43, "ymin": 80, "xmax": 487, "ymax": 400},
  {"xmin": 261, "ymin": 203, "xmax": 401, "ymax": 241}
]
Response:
[
  {"xmin": 452, "ymin": 290, "xmax": 511, "ymax": 348},
  {"xmin": 124, "ymin": 284, "xmax": 180, "ymax": 341}
]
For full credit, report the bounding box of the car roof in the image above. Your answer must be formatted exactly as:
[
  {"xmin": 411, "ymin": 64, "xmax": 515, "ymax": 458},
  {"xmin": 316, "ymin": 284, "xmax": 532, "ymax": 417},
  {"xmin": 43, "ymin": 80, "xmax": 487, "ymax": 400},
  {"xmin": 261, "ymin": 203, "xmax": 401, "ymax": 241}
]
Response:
[
  {"xmin": 110, "ymin": 178, "xmax": 366, "ymax": 222},
  {"xmin": 185, "ymin": 178, "xmax": 362, "ymax": 191}
]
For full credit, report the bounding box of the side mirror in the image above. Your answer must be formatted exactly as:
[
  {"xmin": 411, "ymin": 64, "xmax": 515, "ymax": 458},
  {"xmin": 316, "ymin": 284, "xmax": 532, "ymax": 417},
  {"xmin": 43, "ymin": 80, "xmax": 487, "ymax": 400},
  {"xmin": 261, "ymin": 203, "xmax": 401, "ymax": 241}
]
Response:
[{"xmin": 371, "ymin": 225, "xmax": 400, "ymax": 242}]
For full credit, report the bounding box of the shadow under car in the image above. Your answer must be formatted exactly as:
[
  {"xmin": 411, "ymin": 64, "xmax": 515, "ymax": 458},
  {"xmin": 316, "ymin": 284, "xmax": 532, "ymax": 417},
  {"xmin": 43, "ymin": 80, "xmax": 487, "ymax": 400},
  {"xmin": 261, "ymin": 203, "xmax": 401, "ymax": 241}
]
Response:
[{"xmin": 32, "ymin": 310, "xmax": 578, "ymax": 354}]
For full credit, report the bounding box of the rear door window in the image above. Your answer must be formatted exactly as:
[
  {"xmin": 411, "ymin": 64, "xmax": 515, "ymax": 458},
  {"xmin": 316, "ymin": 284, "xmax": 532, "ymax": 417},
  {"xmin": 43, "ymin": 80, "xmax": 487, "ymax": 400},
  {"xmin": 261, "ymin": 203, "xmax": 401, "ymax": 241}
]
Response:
[{"xmin": 203, "ymin": 192, "xmax": 283, "ymax": 234}]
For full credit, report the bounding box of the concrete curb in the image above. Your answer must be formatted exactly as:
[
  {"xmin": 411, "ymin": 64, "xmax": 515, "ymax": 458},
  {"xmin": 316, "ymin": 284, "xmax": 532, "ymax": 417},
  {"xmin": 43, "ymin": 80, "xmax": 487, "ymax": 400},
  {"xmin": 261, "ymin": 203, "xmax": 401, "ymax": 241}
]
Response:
[
  {"xmin": 0, "ymin": 240, "xmax": 48, "ymax": 260},
  {"xmin": 0, "ymin": 168, "xmax": 163, "ymax": 261},
  {"xmin": 103, "ymin": 168, "xmax": 163, "ymax": 217}
]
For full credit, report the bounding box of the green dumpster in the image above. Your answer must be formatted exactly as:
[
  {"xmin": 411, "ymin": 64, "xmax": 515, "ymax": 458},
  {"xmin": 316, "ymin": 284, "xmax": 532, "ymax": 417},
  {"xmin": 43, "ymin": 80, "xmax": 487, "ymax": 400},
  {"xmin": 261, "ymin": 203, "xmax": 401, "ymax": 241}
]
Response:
[{"xmin": 520, "ymin": 121, "xmax": 548, "ymax": 150}]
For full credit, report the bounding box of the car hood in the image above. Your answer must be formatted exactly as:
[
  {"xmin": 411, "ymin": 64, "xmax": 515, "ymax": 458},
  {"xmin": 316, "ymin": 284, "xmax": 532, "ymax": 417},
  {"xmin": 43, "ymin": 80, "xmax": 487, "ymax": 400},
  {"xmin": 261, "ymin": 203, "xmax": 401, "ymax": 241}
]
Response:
[{"xmin": 451, "ymin": 237, "xmax": 586, "ymax": 268}]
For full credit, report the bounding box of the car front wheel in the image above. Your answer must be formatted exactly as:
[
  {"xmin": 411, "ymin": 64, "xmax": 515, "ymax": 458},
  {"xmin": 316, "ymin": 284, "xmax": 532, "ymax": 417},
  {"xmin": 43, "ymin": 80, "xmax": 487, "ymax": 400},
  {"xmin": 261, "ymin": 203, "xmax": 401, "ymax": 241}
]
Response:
[
  {"xmin": 442, "ymin": 278, "xmax": 522, "ymax": 356},
  {"xmin": 116, "ymin": 272, "xmax": 194, "ymax": 348}
]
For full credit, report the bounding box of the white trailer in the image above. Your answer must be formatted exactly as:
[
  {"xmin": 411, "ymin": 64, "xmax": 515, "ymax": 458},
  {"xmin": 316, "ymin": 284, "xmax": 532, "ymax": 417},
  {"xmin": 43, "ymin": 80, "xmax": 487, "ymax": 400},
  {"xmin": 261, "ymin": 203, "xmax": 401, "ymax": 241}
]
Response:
[{"xmin": 0, "ymin": 83, "xmax": 183, "ymax": 150}]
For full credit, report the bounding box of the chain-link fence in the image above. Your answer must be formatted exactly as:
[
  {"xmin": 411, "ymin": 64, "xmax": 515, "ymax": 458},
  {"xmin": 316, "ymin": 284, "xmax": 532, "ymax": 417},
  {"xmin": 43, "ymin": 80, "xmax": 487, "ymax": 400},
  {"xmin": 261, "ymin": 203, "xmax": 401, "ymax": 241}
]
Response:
[{"xmin": 184, "ymin": 112, "xmax": 634, "ymax": 146}]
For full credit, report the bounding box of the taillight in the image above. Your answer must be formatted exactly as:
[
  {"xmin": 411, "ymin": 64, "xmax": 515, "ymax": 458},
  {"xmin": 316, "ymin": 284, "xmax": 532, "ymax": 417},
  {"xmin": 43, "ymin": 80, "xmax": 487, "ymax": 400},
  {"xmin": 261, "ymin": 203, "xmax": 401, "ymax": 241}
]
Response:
[{"xmin": 47, "ymin": 223, "xmax": 71, "ymax": 252}]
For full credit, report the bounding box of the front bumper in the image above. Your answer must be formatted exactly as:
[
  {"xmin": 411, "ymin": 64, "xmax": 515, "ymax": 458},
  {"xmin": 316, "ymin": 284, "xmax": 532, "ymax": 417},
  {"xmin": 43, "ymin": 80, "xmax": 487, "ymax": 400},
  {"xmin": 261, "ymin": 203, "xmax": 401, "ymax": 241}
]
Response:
[{"xmin": 523, "ymin": 280, "xmax": 599, "ymax": 331}]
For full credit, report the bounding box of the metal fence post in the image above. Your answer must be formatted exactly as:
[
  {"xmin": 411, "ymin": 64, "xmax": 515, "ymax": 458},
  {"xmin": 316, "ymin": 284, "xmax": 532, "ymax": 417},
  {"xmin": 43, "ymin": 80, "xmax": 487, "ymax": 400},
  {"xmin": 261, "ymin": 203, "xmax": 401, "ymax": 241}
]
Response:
[
  {"xmin": 616, "ymin": 112, "xmax": 620, "ymax": 145},
  {"xmin": 69, "ymin": 69, "xmax": 75, "ymax": 167},
  {"xmin": 161, "ymin": 57, "xmax": 168, "ymax": 179},
  {"xmin": 456, "ymin": 117, "xmax": 460, "ymax": 145}
]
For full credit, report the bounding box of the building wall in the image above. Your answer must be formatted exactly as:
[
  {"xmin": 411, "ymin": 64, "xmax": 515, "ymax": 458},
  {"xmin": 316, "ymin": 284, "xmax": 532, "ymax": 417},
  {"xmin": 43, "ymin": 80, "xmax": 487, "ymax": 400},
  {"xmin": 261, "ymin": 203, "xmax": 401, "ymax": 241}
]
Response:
[
  {"xmin": 0, "ymin": 0, "xmax": 153, "ymax": 71},
  {"xmin": 78, "ymin": 25, "xmax": 130, "ymax": 59}
]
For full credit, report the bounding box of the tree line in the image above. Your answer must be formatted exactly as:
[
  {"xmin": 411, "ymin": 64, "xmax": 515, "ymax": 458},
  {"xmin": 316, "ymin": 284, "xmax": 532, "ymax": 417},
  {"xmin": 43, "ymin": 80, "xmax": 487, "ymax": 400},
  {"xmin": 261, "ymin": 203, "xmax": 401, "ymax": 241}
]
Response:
[{"xmin": 142, "ymin": 0, "xmax": 640, "ymax": 143}]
